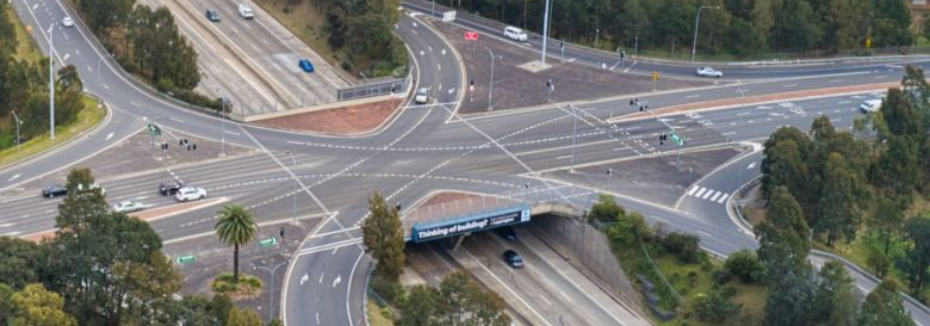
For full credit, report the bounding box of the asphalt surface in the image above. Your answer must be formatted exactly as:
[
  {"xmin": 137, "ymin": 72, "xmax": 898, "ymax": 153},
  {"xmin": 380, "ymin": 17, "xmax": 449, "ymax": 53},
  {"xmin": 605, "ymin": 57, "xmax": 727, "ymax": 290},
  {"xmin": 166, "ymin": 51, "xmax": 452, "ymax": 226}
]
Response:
[{"xmin": 7, "ymin": 0, "xmax": 930, "ymax": 325}]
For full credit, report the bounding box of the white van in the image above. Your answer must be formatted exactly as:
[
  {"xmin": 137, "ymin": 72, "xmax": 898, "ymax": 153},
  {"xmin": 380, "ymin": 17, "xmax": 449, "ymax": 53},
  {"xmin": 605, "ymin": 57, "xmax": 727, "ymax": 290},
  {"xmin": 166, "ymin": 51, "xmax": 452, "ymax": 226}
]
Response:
[
  {"xmin": 504, "ymin": 26, "xmax": 528, "ymax": 42},
  {"xmin": 859, "ymin": 99, "xmax": 882, "ymax": 113}
]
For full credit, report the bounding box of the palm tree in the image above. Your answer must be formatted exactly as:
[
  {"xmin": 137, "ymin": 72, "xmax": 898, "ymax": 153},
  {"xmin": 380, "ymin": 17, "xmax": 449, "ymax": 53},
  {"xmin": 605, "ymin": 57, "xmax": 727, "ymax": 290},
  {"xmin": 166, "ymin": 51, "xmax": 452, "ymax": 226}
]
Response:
[{"xmin": 214, "ymin": 204, "xmax": 258, "ymax": 283}]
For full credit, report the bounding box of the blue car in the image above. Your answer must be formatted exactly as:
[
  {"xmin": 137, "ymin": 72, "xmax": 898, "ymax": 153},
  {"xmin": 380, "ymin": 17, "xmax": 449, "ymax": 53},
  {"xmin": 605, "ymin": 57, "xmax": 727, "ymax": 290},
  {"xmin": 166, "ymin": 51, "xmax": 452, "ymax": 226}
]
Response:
[{"xmin": 298, "ymin": 59, "xmax": 314, "ymax": 73}]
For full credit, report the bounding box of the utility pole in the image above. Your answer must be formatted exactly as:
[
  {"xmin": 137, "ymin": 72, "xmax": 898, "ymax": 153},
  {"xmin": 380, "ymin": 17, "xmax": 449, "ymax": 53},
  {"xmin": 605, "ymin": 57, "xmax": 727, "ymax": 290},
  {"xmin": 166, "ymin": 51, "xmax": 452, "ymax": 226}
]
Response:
[
  {"xmin": 12, "ymin": 111, "xmax": 21, "ymax": 153},
  {"xmin": 48, "ymin": 23, "xmax": 55, "ymax": 140},
  {"xmin": 540, "ymin": 0, "xmax": 552, "ymax": 65},
  {"xmin": 691, "ymin": 6, "xmax": 720, "ymax": 62},
  {"xmin": 486, "ymin": 47, "xmax": 495, "ymax": 110}
]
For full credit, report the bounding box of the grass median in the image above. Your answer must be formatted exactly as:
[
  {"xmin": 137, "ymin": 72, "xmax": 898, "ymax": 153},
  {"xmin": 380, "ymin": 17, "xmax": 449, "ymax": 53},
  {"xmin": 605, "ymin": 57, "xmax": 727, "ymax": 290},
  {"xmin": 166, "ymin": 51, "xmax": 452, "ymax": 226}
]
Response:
[{"xmin": 0, "ymin": 96, "xmax": 106, "ymax": 167}]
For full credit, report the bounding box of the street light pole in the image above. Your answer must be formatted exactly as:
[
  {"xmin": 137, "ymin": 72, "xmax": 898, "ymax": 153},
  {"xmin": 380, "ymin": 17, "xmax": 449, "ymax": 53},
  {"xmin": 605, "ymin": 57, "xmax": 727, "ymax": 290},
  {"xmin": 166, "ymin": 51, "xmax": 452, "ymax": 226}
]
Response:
[
  {"xmin": 255, "ymin": 260, "xmax": 288, "ymax": 321},
  {"xmin": 220, "ymin": 93, "xmax": 227, "ymax": 157},
  {"xmin": 540, "ymin": 0, "xmax": 552, "ymax": 65},
  {"xmin": 690, "ymin": 6, "xmax": 720, "ymax": 62},
  {"xmin": 570, "ymin": 105, "xmax": 578, "ymax": 171},
  {"xmin": 287, "ymin": 151, "xmax": 297, "ymax": 224},
  {"xmin": 48, "ymin": 23, "xmax": 55, "ymax": 140},
  {"xmin": 12, "ymin": 111, "xmax": 21, "ymax": 153},
  {"xmin": 485, "ymin": 47, "xmax": 495, "ymax": 110}
]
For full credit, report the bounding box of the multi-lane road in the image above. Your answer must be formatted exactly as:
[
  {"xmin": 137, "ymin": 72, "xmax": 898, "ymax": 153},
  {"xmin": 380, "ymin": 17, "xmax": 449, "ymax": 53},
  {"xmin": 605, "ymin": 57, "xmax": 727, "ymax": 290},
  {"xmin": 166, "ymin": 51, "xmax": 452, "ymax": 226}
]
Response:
[{"xmin": 6, "ymin": 0, "xmax": 930, "ymax": 325}]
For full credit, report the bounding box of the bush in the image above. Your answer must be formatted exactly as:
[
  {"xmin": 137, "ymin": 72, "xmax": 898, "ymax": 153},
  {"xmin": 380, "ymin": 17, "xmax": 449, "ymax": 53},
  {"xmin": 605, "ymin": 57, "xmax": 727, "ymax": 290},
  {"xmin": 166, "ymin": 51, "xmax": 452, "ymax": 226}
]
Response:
[
  {"xmin": 724, "ymin": 250, "xmax": 764, "ymax": 283},
  {"xmin": 587, "ymin": 194, "xmax": 625, "ymax": 224},
  {"xmin": 170, "ymin": 88, "xmax": 222, "ymax": 112},
  {"xmin": 662, "ymin": 232, "xmax": 701, "ymax": 264},
  {"xmin": 693, "ymin": 289, "xmax": 741, "ymax": 324},
  {"xmin": 371, "ymin": 276, "xmax": 402, "ymax": 304}
]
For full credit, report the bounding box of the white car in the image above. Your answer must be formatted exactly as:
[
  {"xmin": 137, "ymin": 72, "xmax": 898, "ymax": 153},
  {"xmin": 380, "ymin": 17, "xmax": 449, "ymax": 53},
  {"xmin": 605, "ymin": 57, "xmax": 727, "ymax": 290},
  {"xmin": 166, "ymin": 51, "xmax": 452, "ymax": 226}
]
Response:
[
  {"xmin": 414, "ymin": 88, "xmax": 429, "ymax": 104},
  {"xmin": 238, "ymin": 3, "xmax": 254, "ymax": 20},
  {"xmin": 696, "ymin": 66, "xmax": 723, "ymax": 78},
  {"xmin": 859, "ymin": 99, "xmax": 882, "ymax": 113},
  {"xmin": 175, "ymin": 186, "xmax": 207, "ymax": 202},
  {"xmin": 113, "ymin": 201, "xmax": 145, "ymax": 213},
  {"xmin": 62, "ymin": 16, "xmax": 74, "ymax": 27},
  {"xmin": 504, "ymin": 26, "xmax": 528, "ymax": 42}
]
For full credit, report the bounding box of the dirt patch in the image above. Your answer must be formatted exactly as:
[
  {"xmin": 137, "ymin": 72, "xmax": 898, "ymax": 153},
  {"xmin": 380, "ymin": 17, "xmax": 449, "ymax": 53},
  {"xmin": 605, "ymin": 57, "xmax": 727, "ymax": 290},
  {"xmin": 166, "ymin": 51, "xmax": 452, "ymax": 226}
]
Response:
[
  {"xmin": 429, "ymin": 22, "xmax": 710, "ymax": 114},
  {"xmin": 420, "ymin": 192, "xmax": 480, "ymax": 207},
  {"xmin": 611, "ymin": 82, "xmax": 898, "ymax": 123},
  {"xmin": 252, "ymin": 98, "xmax": 403, "ymax": 135}
]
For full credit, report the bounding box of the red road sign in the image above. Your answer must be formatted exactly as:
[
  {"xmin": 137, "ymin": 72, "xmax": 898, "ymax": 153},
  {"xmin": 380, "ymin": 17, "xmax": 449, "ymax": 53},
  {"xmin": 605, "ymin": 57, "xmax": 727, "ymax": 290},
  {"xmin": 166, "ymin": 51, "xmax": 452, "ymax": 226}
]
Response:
[{"xmin": 464, "ymin": 31, "xmax": 479, "ymax": 41}]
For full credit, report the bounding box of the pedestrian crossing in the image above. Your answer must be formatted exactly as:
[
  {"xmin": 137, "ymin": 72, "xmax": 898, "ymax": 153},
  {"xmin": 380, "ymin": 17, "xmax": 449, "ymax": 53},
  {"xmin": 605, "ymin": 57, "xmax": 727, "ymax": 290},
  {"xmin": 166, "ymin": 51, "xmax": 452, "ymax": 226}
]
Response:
[{"xmin": 686, "ymin": 185, "xmax": 730, "ymax": 204}]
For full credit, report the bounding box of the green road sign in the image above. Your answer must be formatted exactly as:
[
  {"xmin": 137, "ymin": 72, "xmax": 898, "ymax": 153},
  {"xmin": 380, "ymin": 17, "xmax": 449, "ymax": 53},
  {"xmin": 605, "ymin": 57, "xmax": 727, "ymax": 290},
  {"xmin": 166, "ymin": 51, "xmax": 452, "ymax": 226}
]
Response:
[
  {"xmin": 174, "ymin": 255, "xmax": 196, "ymax": 264},
  {"xmin": 670, "ymin": 133, "xmax": 684, "ymax": 146},
  {"xmin": 258, "ymin": 237, "xmax": 278, "ymax": 247},
  {"xmin": 147, "ymin": 122, "xmax": 161, "ymax": 137}
]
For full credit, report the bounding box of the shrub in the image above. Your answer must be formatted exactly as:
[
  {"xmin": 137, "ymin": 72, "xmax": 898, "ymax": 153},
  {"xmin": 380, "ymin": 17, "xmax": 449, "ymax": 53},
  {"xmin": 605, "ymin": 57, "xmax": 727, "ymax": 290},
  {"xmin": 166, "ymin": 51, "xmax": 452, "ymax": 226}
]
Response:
[
  {"xmin": 724, "ymin": 250, "xmax": 764, "ymax": 283},
  {"xmin": 693, "ymin": 289, "xmax": 741, "ymax": 324},
  {"xmin": 662, "ymin": 232, "xmax": 701, "ymax": 264}
]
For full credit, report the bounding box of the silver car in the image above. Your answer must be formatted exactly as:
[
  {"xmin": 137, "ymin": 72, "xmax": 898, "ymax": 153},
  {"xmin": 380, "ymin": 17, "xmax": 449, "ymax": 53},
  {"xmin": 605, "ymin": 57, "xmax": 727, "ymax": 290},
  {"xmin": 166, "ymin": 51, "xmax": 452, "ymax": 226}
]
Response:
[
  {"xmin": 414, "ymin": 88, "xmax": 429, "ymax": 104},
  {"xmin": 696, "ymin": 66, "xmax": 723, "ymax": 78},
  {"xmin": 113, "ymin": 201, "xmax": 145, "ymax": 213}
]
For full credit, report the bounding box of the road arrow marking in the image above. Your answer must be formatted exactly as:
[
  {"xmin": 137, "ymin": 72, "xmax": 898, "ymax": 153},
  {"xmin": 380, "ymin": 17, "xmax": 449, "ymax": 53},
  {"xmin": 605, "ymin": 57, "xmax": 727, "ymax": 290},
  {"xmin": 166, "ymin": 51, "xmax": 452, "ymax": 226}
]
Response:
[
  {"xmin": 300, "ymin": 273, "xmax": 309, "ymax": 285},
  {"xmin": 7, "ymin": 174, "xmax": 20, "ymax": 182},
  {"xmin": 332, "ymin": 275, "xmax": 341, "ymax": 288},
  {"xmin": 105, "ymin": 132, "xmax": 114, "ymax": 141}
]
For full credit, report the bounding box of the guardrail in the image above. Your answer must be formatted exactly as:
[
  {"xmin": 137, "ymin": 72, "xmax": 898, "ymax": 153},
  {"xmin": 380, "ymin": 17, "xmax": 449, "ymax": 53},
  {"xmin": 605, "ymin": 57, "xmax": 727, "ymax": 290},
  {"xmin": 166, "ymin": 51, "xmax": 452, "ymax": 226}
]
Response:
[{"xmin": 337, "ymin": 77, "xmax": 408, "ymax": 101}]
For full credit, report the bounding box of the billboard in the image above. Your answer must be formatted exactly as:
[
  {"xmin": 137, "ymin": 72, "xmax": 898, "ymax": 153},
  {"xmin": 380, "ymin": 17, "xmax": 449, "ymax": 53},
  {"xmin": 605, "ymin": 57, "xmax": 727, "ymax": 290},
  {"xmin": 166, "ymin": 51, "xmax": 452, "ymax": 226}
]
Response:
[{"xmin": 411, "ymin": 206, "xmax": 531, "ymax": 243}]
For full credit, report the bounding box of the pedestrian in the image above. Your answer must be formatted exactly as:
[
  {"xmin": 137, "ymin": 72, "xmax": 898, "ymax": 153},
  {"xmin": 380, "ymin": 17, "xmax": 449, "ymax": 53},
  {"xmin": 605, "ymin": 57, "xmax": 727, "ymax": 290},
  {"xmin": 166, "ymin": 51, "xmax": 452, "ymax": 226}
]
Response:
[
  {"xmin": 629, "ymin": 99, "xmax": 634, "ymax": 106},
  {"xmin": 179, "ymin": 139, "xmax": 183, "ymax": 146},
  {"xmin": 192, "ymin": 143, "xmax": 197, "ymax": 151},
  {"xmin": 187, "ymin": 144, "xmax": 191, "ymax": 151}
]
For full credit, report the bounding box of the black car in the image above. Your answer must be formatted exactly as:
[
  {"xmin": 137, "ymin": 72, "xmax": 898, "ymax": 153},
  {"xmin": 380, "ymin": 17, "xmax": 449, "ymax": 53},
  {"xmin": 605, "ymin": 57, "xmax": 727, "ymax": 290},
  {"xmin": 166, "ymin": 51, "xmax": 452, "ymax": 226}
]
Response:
[
  {"xmin": 159, "ymin": 181, "xmax": 184, "ymax": 196},
  {"xmin": 497, "ymin": 226, "xmax": 517, "ymax": 241},
  {"xmin": 42, "ymin": 184, "xmax": 67, "ymax": 198},
  {"xmin": 503, "ymin": 250, "xmax": 524, "ymax": 269},
  {"xmin": 206, "ymin": 9, "xmax": 220, "ymax": 22}
]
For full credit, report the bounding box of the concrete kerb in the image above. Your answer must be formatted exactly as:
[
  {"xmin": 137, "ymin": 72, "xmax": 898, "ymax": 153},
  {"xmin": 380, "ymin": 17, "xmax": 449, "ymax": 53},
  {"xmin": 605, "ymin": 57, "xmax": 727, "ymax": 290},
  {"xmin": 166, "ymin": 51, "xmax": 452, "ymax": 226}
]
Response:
[
  {"xmin": 671, "ymin": 142, "xmax": 757, "ymax": 210},
  {"xmin": 727, "ymin": 177, "xmax": 930, "ymax": 316},
  {"xmin": 607, "ymin": 82, "xmax": 897, "ymax": 125},
  {"xmin": 0, "ymin": 93, "xmax": 111, "ymax": 174}
]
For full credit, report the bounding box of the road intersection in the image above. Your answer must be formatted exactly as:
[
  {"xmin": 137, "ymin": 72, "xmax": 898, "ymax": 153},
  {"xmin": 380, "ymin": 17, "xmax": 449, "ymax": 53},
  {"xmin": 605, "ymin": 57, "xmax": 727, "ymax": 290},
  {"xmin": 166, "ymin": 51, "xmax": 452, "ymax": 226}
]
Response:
[{"xmin": 7, "ymin": 0, "xmax": 930, "ymax": 325}]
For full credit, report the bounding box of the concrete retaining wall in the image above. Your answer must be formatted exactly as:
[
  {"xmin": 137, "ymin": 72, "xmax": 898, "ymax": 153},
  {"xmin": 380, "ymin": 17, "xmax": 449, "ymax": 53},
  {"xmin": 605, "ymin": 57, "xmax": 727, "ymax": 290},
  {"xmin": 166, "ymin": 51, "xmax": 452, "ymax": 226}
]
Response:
[{"xmin": 528, "ymin": 212, "xmax": 647, "ymax": 317}]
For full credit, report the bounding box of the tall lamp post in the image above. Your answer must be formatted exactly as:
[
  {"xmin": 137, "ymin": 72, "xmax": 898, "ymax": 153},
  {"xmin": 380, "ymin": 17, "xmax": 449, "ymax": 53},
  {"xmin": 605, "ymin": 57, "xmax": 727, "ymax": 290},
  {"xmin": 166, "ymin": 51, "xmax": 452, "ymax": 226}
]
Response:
[
  {"xmin": 690, "ymin": 6, "xmax": 720, "ymax": 62},
  {"xmin": 253, "ymin": 259, "xmax": 288, "ymax": 321},
  {"xmin": 48, "ymin": 23, "xmax": 55, "ymax": 140},
  {"xmin": 12, "ymin": 111, "xmax": 22, "ymax": 153},
  {"xmin": 219, "ymin": 92, "xmax": 227, "ymax": 157},
  {"xmin": 540, "ymin": 0, "xmax": 552, "ymax": 65}
]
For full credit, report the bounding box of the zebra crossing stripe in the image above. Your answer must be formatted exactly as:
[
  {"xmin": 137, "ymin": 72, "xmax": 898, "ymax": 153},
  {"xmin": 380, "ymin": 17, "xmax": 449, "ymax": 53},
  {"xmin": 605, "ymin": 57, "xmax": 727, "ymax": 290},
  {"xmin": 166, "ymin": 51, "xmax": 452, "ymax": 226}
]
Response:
[
  {"xmin": 716, "ymin": 193, "xmax": 729, "ymax": 203},
  {"xmin": 702, "ymin": 190, "xmax": 716, "ymax": 200},
  {"xmin": 693, "ymin": 187, "xmax": 707, "ymax": 198},
  {"xmin": 710, "ymin": 192, "xmax": 722, "ymax": 202},
  {"xmin": 687, "ymin": 186, "xmax": 699, "ymax": 196}
]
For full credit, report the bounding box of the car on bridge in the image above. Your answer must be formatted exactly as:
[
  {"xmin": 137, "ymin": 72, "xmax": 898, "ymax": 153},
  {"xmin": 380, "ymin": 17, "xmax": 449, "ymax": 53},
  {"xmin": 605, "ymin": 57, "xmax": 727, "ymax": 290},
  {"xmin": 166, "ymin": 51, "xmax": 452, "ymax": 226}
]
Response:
[
  {"xmin": 696, "ymin": 66, "xmax": 723, "ymax": 78},
  {"xmin": 113, "ymin": 201, "xmax": 145, "ymax": 213},
  {"xmin": 175, "ymin": 186, "xmax": 207, "ymax": 202},
  {"xmin": 503, "ymin": 250, "xmax": 524, "ymax": 269},
  {"xmin": 42, "ymin": 184, "xmax": 67, "ymax": 198}
]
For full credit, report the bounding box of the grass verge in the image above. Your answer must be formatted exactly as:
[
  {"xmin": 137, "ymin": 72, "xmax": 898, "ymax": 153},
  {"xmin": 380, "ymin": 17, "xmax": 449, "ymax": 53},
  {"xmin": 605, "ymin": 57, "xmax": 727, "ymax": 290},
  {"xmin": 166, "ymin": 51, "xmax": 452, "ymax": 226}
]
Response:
[
  {"xmin": 211, "ymin": 273, "xmax": 262, "ymax": 300},
  {"xmin": 367, "ymin": 299, "xmax": 395, "ymax": 326},
  {"xmin": 0, "ymin": 96, "xmax": 105, "ymax": 167},
  {"xmin": 9, "ymin": 6, "xmax": 42, "ymax": 64}
]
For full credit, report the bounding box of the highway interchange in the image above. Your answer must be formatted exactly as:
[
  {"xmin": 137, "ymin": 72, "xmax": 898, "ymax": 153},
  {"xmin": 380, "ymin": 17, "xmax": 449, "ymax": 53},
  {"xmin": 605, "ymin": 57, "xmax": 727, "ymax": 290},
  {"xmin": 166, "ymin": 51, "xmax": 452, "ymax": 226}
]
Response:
[{"xmin": 5, "ymin": 0, "xmax": 930, "ymax": 325}]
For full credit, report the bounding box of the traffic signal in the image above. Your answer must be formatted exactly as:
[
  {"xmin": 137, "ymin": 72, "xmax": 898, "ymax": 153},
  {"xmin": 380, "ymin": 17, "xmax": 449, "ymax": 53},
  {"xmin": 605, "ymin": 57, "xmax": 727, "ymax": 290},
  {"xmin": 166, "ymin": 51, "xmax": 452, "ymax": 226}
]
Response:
[
  {"xmin": 639, "ymin": 105, "xmax": 644, "ymax": 112},
  {"xmin": 396, "ymin": 203, "xmax": 402, "ymax": 211},
  {"xmin": 470, "ymin": 79, "xmax": 474, "ymax": 86}
]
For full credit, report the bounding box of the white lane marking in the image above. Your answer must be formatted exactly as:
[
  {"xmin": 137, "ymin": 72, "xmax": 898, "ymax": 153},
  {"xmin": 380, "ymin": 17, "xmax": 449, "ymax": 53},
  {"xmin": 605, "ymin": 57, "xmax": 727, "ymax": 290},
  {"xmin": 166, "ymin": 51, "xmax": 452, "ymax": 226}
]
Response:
[
  {"xmin": 623, "ymin": 61, "xmax": 638, "ymax": 72},
  {"xmin": 319, "ymin": 273, "xmax": 324, "ymax": 283},
  {"xmin": 747, "ymin": 162, "xmax": 757, "ymax": 170},
  {"xmin": 7, "ymin": 174, "xmax": 20, "ymax": 182},
  {"xmin": 539, "ymin": 294, "xmax": 552, "ymax": 306},
  {"xmin": 0, "ymin": 223, "xmax": 15, "ymax": 228},
  {"xmin": 63, "ymin": 53, "xmax": 70, "ymax": 61},
  {"xmin": 783, "ymin": 84, "xmax": 797, "ymax": 88},
  {"xmin": 332, "ymin": 247, "xmax": 338, "ymax": 255},
  {"xmin": 428, "ymin": 45, "xmax": 433, "ymax": 52},
  {"xmin": 299, "ymin": 273, "xmax": 309, "ymax": 285},
  {"xmin": 693, "ymin": 187, "xmax": 707, "ymax": 198},
  {"xmin": 687, "ymin": 186, "xmax": 699, "ymax": 196},
  {"xmin": 560, "ymin": 291, "xmax": 573, "ymax": 303},
  {"xmin": 171, "ymin": 117, "xmax": 184, "ymax": 123},
  {"xmin": 332, "ymin": 275, "xmax": 342, "ymax": 288},
  {"xmin": 103, "ymin": 84, "xmax": 110, "ymax": 90},
  {"xmin": 441, "ymin": 49, "xmax": 446, "ymax": 55},
  {"xmin": 716, "ymin": 193, "xmax": 730, "ymax": 204},
  {"xmin": 315, "ymin": 313, "xmax": 320, "ymax": 325},
  {"xmin": 686, "ymin": 95, "xmax": 700, "ymax": 98},
  {"xmin": 87, "ymin": 65, "xmax": 92, "ymax": 72},
  {"xmin": 567, "ymin": 58, "xmax": 576, "ymax": 62},
  {"xmin": 129, "ymin": 101, "xmax": 140, "ymax": 107},
  {"xmin": 105, "ymin": 132, "xmax": 114, "ymax": 141},
  {"xmin": 556, "ymin": 155, "xmax": 572, "ymax": 160},
  {"xmin": 702, "ymin": 190, "xmax": 716, "ymax": 200},
  {"xmin": 710, "ymin": 191, "xmax": 722, "ymax": 202},
  {"xmin": 838, "ymin": 100, "xmax": 850, "ymax": 104},
  {"xmin": 437, "ymin": 64, "xmax": 441, "ymax": 71},
  {"xmin": 287, "ymin": 140, "xmax": 303, "ymax": 145},
  {"xmin": 225, "ymin": 130, "xmax": 241, "ymax": 136}
]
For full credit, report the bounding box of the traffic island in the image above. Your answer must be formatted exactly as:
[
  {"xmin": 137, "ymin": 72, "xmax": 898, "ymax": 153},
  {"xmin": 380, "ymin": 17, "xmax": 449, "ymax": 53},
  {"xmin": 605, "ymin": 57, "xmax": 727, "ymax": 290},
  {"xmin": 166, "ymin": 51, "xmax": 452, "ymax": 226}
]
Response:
[
  {"xmin": 250, "ymin": 98, "xmax": 405, "ymax": 135},
  {"xmin": 428, "ymin": 20, "xmax": 711, "ymax": 114},
  {"xmin": 211, "ymin": 273, "xmax": 263, "ymax": 300}
]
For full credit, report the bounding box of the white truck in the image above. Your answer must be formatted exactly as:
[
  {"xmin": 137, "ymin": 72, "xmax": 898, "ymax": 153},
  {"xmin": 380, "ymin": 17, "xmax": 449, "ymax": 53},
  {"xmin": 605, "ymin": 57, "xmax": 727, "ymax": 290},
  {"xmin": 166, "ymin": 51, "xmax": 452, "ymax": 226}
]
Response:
[{"xmin": 238, "ymin": 3, "xmax": 254, "ymax": 20}]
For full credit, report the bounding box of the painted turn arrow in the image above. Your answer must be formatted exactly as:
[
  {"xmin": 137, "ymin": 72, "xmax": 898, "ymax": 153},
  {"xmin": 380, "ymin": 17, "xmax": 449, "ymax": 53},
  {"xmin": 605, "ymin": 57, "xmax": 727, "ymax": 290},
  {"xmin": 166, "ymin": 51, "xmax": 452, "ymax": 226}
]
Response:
[
  {"xmin": 332, "ymin": 275, "xmax": 342, "ymax": 288},
  {"xmin": 300, "ymin": 273, "xmax": 309, "ymax": 286}
]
